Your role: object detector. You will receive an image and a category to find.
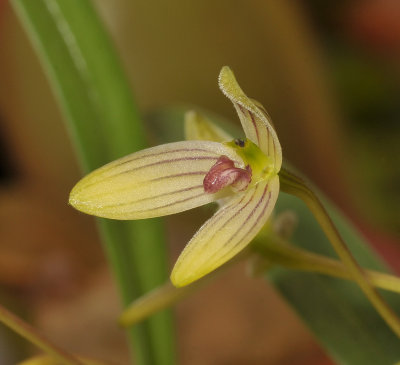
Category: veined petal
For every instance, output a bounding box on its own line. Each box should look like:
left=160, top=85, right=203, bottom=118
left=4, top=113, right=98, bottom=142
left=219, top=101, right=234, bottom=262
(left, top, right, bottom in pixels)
left=218, top=66, right=282, bottom=171
left=69, top=141, right=244, bottom=219
left=184, top=110, right=233, bottom=142
left=171, top=175, right=280, bottom=287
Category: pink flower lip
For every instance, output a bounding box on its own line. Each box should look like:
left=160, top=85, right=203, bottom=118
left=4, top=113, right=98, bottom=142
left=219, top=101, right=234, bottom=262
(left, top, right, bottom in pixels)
left=203, top=155, right=252, bottom=194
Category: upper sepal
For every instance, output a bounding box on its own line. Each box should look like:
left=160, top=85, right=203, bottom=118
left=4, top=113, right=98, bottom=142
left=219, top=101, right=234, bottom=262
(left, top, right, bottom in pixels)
left=184, top=110, right=233, bottom=142
left=218, top=66, right=282, bottom=171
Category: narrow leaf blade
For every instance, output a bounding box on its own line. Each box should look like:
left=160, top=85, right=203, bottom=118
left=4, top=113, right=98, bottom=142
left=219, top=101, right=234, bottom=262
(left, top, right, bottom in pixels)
left=11, top=1, right=175, bottom=364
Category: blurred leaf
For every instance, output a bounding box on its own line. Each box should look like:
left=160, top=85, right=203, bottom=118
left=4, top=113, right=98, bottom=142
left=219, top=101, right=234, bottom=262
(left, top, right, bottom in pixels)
left=146, top=106, right=400, bottom=365
left=11, top=1, right=174, bottom=364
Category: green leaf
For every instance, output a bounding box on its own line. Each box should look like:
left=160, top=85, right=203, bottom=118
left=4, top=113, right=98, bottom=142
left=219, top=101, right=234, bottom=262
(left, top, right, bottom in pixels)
left=146, top=106, right=400, bottom=365
left=11, top=1, right=175, bottom=364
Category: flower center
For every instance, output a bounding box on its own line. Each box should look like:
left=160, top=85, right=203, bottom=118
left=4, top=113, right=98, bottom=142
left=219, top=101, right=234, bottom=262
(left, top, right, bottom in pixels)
left=225, top=138, right=275, bottom=182
left=203, top=156, right=252, bottom=194
left=203, top=139, right=275, bottom=194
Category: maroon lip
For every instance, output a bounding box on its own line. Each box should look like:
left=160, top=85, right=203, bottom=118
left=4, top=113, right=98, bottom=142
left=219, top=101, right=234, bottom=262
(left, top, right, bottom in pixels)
left=203, top=156, right=252, bottom=194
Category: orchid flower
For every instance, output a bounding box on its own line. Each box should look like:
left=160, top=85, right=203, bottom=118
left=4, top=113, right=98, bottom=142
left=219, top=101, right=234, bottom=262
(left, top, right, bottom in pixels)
left=69, top=66, right=282, bottom=287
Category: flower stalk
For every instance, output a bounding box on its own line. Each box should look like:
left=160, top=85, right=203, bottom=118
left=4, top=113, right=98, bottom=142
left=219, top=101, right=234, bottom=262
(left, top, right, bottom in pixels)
left=120, top=232, right=400, bottom=328
left=252, top=233, right=400, bottom=294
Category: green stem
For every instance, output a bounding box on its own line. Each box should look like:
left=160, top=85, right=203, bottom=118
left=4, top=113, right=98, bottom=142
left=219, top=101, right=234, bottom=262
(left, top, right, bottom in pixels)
left=279, top=167, right=400, bottom=338
left=0, top=304, right=82, bottom=365
left=252, top=234, right=400, bottom=294
left=119, top=282, right=197, bottom=328
left=121, top=233, right=400, bottom=328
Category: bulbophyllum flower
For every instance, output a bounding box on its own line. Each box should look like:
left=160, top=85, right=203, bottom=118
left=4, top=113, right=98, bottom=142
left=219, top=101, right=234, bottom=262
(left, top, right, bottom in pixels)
left=69, top=66, right=282, bottom=287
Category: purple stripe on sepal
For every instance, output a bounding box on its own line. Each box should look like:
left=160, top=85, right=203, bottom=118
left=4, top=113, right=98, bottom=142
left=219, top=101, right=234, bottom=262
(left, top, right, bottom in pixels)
left=121, top=191, right=207, bottom=215
left=101, top=185, right=204, bottom=208
left=114, top=147, right=219, bottom=168
left=81, top=157, right=218, bottom=190
left=148, top=171, right=208, bottom=183
left=206, top=183, right=271, bottom=268
left=223, top=182, right=269, bottom=248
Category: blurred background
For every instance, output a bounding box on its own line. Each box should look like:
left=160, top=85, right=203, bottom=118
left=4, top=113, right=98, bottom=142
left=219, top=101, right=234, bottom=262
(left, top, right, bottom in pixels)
left=0, top=0, right=399, bottom=364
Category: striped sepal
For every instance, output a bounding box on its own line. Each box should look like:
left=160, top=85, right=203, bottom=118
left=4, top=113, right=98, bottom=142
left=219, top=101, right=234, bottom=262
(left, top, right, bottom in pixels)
left=69, top=141, right=243, bottom=219
left=171, top=175, right=280, bottom=286
left=218, top=66, right=282, bottom=171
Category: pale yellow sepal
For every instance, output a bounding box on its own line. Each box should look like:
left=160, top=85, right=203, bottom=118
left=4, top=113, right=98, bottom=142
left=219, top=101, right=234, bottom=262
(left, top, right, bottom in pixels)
left=171, top=176, right=280, bottom=287
left=218, top=66, right=282, bottom=171
left=69, top=141, right=244, bottom=220
left=184, top=110, right=233, bottom=142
